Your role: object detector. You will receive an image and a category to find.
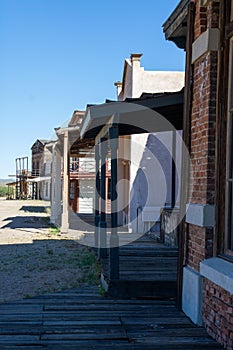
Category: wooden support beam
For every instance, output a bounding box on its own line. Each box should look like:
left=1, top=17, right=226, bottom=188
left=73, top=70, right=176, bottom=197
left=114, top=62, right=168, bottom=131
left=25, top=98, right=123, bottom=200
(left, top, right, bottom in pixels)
left=171, top=130, right=177, bottom=209
left=61, top=130, right=69, bottom=233
left=98, top=137, right=108, bottom=259
left=94, top=143, right=100, bottom=247
left=109, top=123, right=119, bottom=280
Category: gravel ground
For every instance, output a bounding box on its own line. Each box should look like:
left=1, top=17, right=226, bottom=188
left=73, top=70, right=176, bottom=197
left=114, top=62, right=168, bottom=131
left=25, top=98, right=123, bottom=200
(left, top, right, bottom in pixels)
left=0, top=198, right=100, bottom=303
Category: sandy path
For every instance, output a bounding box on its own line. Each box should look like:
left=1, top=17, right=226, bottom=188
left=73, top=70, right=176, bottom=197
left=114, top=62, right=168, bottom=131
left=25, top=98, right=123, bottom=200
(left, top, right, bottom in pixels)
left=0, top=199, right=100, bottom=303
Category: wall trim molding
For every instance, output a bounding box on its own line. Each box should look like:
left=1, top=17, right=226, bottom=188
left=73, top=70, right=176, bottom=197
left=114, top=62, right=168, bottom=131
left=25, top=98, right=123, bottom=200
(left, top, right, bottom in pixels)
left=192, top=28, right=219, bottom=64
left=200, top=257, right=233, bottom=294
left=185, top=203, right=215, bottom=227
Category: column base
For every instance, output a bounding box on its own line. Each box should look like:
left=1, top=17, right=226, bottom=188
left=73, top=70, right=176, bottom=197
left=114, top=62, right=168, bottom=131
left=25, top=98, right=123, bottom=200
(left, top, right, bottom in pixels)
left=61, top=212, right=69, bottom=234
left=182, top=266, right=204, bottom=325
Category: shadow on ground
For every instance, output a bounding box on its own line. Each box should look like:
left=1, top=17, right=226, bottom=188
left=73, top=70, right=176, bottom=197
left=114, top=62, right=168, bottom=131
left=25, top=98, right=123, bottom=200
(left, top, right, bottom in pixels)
left=2, top=215, right=49, bottom=229
left=20, top=205, right=49, bottom=213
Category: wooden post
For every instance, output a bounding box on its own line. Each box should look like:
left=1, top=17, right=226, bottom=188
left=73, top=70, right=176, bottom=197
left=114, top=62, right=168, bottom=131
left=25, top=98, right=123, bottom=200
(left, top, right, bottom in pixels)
left=109, top=123, right=119, bottom=280
left=50, top=143, right=57, bottom=224
left=56, top=149, right=62, bottom=223
left=61, top=130, right=69, bottom=233
left=98, top=137, right=107, bottom=258
left=94, top=143, right=100, bottom=247
left=171, top=130, right=176, bottom=209
left=50, top=144, right=62, bottom=225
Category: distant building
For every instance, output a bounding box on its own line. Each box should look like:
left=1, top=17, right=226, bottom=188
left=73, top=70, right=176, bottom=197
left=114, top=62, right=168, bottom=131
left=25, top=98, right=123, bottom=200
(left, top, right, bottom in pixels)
left=30, top=139, right=52, bottom=201
left=50, top=111, right=100, bottom=228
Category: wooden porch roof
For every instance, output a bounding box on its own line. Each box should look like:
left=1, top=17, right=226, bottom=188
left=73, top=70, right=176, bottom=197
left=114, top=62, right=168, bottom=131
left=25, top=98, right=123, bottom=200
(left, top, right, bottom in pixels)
left=80, top=89, right=184, bottom=140
left=162, top=0, right=189, bottom=49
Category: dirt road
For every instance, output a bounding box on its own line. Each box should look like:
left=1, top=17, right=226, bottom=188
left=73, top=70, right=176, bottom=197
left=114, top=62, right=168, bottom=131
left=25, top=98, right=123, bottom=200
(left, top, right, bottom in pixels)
left=0, top=199, right=100, bottom=303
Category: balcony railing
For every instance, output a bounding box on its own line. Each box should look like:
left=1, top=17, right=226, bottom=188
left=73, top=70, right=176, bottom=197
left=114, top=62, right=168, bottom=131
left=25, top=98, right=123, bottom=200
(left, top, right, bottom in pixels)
left=70, top=158, right=111, bottom=175
left=31, top=169, right=41, bottom=177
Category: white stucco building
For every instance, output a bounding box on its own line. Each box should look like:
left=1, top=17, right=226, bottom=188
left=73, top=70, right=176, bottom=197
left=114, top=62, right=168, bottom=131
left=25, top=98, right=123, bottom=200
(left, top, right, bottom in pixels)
left=114, top=54, right=184, bottom=234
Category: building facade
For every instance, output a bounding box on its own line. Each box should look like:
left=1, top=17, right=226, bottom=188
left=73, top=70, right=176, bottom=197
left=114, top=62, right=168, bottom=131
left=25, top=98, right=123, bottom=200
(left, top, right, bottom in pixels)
left=164, top=0, right=233, bottom=348
left=115, top=53, right=184, bottom=233
left=31, top=139, right=52, bottom=201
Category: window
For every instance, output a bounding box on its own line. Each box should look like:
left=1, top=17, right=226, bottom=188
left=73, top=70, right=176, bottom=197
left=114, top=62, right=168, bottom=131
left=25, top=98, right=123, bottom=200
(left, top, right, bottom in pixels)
left=70, top=181, right=75, bottom=200
left=107, top=178, right=111, bottom=200
left=225, top=38, right=233, bottom=255
left=70, top=157, right=79, bottom=173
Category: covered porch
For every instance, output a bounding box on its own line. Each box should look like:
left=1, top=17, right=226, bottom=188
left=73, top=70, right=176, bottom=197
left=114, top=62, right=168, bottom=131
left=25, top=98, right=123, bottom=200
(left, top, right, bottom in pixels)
left=73, top=90, right=185, bottom=299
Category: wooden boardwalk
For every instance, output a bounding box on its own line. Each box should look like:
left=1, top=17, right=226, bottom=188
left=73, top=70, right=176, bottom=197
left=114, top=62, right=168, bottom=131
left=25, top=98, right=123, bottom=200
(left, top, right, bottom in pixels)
left=100, top=237, right=179, bottom=299
left=69, top=212, right=178, bottom=298
left=0, top=286, right=223, bottom=349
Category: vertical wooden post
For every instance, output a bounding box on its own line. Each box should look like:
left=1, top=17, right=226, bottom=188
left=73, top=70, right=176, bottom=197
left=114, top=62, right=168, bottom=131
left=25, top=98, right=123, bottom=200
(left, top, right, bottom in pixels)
left=50, top=144, right=62, bottom=225
left=171, top=130, right=176, bottom=209
left=61, top=130, right=69, bottom=233
left=56, top=149, right=62, bottom=223
left=109, top=123, right=119, bottom=280
left=50, top=143, right=57, bottom=224
left=94, top=143, right=100, bottom=247
left=98, top=137, right=107, bottom=258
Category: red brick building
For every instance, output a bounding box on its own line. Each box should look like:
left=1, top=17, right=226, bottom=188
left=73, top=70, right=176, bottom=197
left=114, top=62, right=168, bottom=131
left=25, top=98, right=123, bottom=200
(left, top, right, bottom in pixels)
left=164, top=0, right=233, bottom=348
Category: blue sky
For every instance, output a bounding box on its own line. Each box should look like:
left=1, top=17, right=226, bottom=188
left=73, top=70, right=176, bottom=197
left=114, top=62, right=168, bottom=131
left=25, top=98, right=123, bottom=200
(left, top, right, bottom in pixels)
left=0, top=0, right=185, bottom=179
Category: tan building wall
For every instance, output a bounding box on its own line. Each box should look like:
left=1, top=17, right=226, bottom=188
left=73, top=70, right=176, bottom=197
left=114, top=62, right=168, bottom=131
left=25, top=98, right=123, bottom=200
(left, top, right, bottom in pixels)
left=115, top=54, right=184, bottom=232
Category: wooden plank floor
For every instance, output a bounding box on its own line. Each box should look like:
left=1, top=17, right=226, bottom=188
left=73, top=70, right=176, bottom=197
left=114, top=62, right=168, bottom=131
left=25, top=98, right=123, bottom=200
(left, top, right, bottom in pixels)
left=69, top=211, right=178, bottom=298
left=119, top=240, right=178, bottom=281
left=0, top=286, right=223, bottom=349
left=100, top=236, right=179, bottom=298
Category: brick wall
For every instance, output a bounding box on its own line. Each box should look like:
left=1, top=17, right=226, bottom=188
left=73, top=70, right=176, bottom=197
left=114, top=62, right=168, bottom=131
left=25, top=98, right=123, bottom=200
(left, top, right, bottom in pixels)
left=187, top=49, right=218, bottom=270
left=193, top=0, right=219, bottom=39
left=187, top=2, right=233, bottom=349
left=190, top=51, right=217, bottom=206
left=187, top=225, right=214, bottom=271
left=194, top=0, right=207, bottom=40
left=186, top=0, right=220, bottom=270
left=207, top=1, right=220, bottom=29
left=204, top=279, right=233, bottom=350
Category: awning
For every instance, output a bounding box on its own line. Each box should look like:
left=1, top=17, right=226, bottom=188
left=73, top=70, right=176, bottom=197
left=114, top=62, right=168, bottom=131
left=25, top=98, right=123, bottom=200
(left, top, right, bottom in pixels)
left=27, top=176, right=51, bottom=183
left=162, top=0, right=189, bottom=49
left=6, top=182, right=16, bottom=186
left=80, top=89, right=184, bottom=140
